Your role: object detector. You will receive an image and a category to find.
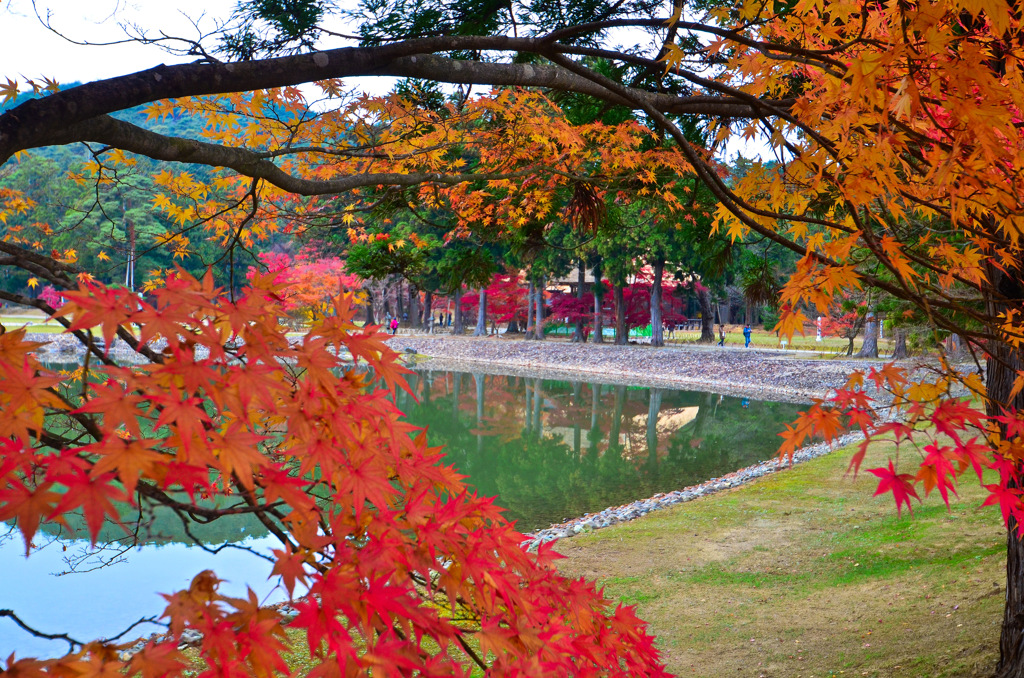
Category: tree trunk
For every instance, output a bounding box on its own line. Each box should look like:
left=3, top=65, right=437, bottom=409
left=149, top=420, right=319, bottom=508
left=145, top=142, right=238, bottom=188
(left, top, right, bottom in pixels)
left=698, top=287, right=715, bottom=343
left=614, top=283, right=627, bottom=345
left=454, top=287, right=465, bottom=334
left=573, top=261, right=586, bottom=343
left=593, top=283, right=604, bottom=344
left=506, top=319, right=521, bottom=333
left=474, top=288, right=487, bottom=336
left=990, top=339, right=1024, bottom=677
left=534, top=276, right=545, bottom=341
left=365, top=298, right=375, bottom=326
left=525, top=280, right=535, bottom=340
left=892, top=328, right=908, bottom=359
left=409, top=287, right=421, bottom=329
left=983, top=262, right=1024, bottom=678
left=650, top=259, right=665, bottom=347
left=423, top=291, right=433, bottom=331
left=856, top=312, right=879, bottom=358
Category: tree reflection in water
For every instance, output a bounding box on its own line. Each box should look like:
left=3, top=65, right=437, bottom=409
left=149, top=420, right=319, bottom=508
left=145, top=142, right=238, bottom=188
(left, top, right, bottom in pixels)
left=396, top=369, right=805, bottom=531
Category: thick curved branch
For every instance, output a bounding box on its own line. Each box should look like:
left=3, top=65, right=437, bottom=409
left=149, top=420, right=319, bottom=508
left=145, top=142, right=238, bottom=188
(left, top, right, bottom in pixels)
left=41, top=115, right=549, bottom=195
left=0, top=35, right=794, bottom=161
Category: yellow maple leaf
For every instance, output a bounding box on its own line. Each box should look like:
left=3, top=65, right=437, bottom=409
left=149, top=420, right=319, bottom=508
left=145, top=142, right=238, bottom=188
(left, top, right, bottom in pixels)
left=26, top=277, right=38, bottom=289
left=1, top=77, right=19, bottom=104
left=97, top=251, right=111, bottom=262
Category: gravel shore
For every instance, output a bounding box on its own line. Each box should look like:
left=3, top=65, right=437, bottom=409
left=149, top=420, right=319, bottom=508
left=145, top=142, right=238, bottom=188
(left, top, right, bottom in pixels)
left=387, top=334, right=873, bottom=402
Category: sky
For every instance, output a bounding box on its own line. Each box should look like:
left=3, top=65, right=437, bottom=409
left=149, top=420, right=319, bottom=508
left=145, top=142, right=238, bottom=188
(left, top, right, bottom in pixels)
left=1, top=0, right=237, bottom=84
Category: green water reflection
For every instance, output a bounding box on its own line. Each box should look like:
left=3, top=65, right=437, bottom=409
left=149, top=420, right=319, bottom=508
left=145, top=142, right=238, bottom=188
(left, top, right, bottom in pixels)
left=395, top=369, right=806, bottom=532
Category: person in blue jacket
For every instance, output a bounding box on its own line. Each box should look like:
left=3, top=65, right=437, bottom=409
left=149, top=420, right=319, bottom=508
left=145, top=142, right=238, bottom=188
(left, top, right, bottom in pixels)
left=743, top=324, right=752, bottom=348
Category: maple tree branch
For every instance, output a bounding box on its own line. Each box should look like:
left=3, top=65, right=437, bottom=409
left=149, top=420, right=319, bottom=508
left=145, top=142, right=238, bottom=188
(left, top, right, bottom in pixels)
left=0, top=609, right=83, bottom=652
left=133, top=481, right=287, bottom=521
left=44, top=115, right=550, bottom=197
left=100, top=615, right=167, bottom=643
left=0, top=35, right=797, bottom=161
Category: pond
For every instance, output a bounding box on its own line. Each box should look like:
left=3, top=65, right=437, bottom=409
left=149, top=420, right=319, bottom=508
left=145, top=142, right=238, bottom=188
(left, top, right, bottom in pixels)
left=1, top=365, right=805, bottom=657
left=395, top=368, right=805, bottom=532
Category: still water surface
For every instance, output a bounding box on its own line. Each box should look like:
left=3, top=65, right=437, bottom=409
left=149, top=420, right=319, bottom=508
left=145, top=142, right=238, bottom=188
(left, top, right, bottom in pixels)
left=397, top=368, right=804, bottom=531
left=1, top=367, right=805, bottom=656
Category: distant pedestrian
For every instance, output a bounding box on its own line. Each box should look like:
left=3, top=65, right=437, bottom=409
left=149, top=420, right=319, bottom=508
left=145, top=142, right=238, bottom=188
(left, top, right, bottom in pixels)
left=743, top=324, right=752, bottom=348
left=718, top=324, right=725, bottom=346
left=390, top=317, right=399, bottom=335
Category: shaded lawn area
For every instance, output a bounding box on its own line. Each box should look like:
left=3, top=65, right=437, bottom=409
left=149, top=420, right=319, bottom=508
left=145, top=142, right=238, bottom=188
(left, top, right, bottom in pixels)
left=555, top=438, right=1005, bottom=677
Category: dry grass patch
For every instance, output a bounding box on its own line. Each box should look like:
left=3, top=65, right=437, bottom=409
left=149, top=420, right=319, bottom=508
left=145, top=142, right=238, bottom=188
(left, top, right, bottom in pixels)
left=556, top=439, right=1006, bottom=677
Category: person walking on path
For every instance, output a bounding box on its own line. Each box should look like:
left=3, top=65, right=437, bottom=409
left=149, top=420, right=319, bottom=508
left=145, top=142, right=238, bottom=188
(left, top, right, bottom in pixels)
left=743, top=324, right=752, bottom=348
left=390, top=317, right=399, bottom=336
left=718, top=324, right=725, bottom=346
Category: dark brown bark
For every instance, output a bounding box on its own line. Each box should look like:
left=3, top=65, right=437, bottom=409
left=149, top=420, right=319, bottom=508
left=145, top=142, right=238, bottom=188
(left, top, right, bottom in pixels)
left=991, top=339, right=1024, bottom=678
left=614, top=283, right=627, bottom=345
left=573, top=261, right=586, bottom=343
left=698, top=287, right=715, bottom=343
left=453, top=287, right=465, bottom=334
left=989, top=265, right=1024, bottom=678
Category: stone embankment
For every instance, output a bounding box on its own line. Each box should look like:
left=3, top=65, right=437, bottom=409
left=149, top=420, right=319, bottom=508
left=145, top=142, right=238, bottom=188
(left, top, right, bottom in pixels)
left=521, top=431, right=865, bottom=549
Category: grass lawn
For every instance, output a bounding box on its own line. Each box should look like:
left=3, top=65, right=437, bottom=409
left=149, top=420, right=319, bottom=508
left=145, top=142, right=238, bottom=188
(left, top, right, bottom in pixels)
left=555, top=438, right=1006, bottom=677
left=666, top=328, right=877, bottom=355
